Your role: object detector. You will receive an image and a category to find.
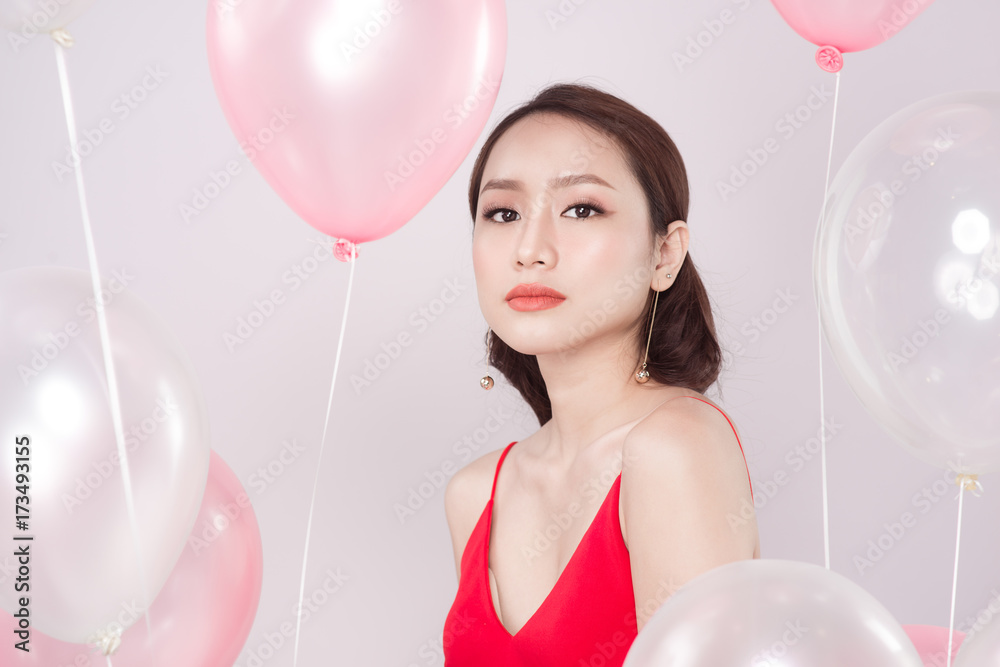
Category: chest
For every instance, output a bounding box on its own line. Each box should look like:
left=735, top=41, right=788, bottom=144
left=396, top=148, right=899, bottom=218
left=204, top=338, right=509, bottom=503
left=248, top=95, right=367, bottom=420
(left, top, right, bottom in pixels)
left=486, top=469, right=628, bottom=636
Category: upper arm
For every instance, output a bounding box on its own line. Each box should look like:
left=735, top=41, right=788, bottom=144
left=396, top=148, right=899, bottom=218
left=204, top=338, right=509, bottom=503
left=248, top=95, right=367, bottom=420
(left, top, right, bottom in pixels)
left=621, top=398, right=757, bottom=632
left=444, top=462, right=487, bottom=584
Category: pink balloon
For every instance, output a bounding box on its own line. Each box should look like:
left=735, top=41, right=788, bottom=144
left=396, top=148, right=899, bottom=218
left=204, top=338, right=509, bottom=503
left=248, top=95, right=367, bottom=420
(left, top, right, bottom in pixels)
left=902, top=625, right=965, bottom=667
left=206, top=0, right=507, bottom=244
left=1, top=450, right=263, bottom=666
left=770, top=0, right=935, bottom=70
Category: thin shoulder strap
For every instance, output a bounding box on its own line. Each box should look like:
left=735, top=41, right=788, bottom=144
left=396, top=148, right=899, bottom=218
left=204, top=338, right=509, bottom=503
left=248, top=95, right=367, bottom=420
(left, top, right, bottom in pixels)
left=491, top=441, right=517, bottom=501
left=678, top=396, right=754, bottom=502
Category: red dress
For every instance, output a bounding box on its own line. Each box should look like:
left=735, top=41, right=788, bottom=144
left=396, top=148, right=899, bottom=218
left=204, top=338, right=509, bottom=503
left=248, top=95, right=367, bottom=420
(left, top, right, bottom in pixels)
left=442, top=396, right=753, bottom=666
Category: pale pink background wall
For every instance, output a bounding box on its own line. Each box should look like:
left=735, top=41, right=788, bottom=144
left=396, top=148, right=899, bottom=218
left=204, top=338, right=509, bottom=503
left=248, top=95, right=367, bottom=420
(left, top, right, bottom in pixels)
left=2, top=0, right=998, bottom=664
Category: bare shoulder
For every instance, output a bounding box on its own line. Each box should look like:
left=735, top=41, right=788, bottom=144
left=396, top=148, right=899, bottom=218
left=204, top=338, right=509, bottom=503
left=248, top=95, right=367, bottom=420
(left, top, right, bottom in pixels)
left=619, top=392, right=757, bottom=629
left=626, top=391, right=743, bottom=456
left=621, top=390, right=752, bottom=516
left=443, top=445, right=508, bottom=581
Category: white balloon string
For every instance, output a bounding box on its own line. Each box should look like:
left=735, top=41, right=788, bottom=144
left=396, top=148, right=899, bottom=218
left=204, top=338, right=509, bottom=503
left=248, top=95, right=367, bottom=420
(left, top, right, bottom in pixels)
left=292, top=246, right=358, bottom=667
left=53, top=40, right=153, bottom=638
left=813, top=70, right=841, bottom=571
left=946, top=480, right=966, bottom=667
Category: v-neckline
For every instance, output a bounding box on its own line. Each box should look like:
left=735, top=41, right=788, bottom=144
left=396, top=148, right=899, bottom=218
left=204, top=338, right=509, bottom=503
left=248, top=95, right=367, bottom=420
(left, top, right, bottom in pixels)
left=483, top=449, right=623, bottom=638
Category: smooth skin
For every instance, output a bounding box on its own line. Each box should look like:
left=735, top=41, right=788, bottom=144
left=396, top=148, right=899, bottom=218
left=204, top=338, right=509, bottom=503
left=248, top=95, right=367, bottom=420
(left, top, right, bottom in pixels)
left=445, top=112, right=759, bottom=637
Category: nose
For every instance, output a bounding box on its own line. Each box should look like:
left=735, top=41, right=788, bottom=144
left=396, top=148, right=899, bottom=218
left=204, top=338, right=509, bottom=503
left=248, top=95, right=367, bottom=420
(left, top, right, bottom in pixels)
left=514, top=197, right=556, bottom=268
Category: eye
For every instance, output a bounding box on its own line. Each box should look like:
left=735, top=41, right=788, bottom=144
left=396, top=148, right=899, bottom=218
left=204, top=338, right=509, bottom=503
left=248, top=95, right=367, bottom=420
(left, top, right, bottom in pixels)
left=480, top=199, right=607, bottom=223
left=481, top=206, right=520, bottom=223
left=563, top=200, right=606, bottom=219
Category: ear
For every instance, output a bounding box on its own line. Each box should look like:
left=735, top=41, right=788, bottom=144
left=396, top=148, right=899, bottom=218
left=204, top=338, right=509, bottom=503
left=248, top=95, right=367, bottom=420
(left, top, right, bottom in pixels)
left=651, top=220, right=689, bottom=290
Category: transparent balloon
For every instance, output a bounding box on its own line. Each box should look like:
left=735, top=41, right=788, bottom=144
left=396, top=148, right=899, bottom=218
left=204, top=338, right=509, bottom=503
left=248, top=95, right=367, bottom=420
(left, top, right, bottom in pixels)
left=0, top=0, right=98, bottom=32
left=814, top=90, right=1000, bottom=475
left=0, top=266, right=211, bottom=644
left=623, top=559, right=922, bottom=667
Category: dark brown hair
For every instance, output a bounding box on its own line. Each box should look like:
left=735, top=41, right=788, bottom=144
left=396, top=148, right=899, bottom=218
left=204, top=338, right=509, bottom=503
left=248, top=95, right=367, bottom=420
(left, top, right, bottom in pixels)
left=468, top=82, right=722, bottom=426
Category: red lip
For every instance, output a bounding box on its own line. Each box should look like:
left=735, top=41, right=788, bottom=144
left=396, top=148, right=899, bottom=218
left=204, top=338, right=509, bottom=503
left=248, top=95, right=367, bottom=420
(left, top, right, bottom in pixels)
left=505, top=283, right=566, bottom=301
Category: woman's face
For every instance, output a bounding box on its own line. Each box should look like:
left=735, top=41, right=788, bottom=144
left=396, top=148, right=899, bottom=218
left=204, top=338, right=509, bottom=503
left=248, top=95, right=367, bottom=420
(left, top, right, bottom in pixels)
left=472, top=112, right=670, bottom=358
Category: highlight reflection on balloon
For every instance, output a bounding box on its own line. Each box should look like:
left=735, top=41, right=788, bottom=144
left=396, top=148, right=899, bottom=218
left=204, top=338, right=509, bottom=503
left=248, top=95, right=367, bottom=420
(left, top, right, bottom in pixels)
left=814, top=91, right=1000, bottom=475
left=206, top=0, right=508, bottom=243
left=0, top=266, right=211, bottom=644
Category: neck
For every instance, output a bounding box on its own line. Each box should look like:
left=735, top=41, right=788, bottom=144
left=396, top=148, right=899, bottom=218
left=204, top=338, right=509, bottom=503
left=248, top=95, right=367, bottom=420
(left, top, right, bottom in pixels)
left=532, top=334, right=677, bottom=468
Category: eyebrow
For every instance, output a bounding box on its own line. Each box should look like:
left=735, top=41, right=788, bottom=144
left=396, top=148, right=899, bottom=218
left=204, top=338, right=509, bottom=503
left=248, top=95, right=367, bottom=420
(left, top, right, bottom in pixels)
left=480, top=173, right=616, bottom=195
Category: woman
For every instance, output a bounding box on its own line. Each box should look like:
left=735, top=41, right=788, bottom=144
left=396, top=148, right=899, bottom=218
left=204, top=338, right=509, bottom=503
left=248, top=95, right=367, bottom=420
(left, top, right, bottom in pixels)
left=442, top=82, right=759, bottom=666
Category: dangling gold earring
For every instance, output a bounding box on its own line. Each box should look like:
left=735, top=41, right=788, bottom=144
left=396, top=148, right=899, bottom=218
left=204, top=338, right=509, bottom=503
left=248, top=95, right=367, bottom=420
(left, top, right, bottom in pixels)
left=481, top=328, right=495, bottom=390
left=635, top=273, right=671, bottom=384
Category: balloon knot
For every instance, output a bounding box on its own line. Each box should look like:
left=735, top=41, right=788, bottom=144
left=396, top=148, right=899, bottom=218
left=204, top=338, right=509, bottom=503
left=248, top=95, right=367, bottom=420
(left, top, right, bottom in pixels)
left=87, top=625, right=123, bottom=656
left=815, top=45, right=842, bottom=73
left=50, top=28, right=74, bottom=48
left=954, top=473, right=983, bottom=498
left=333, top=239, right=359, bottom=262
